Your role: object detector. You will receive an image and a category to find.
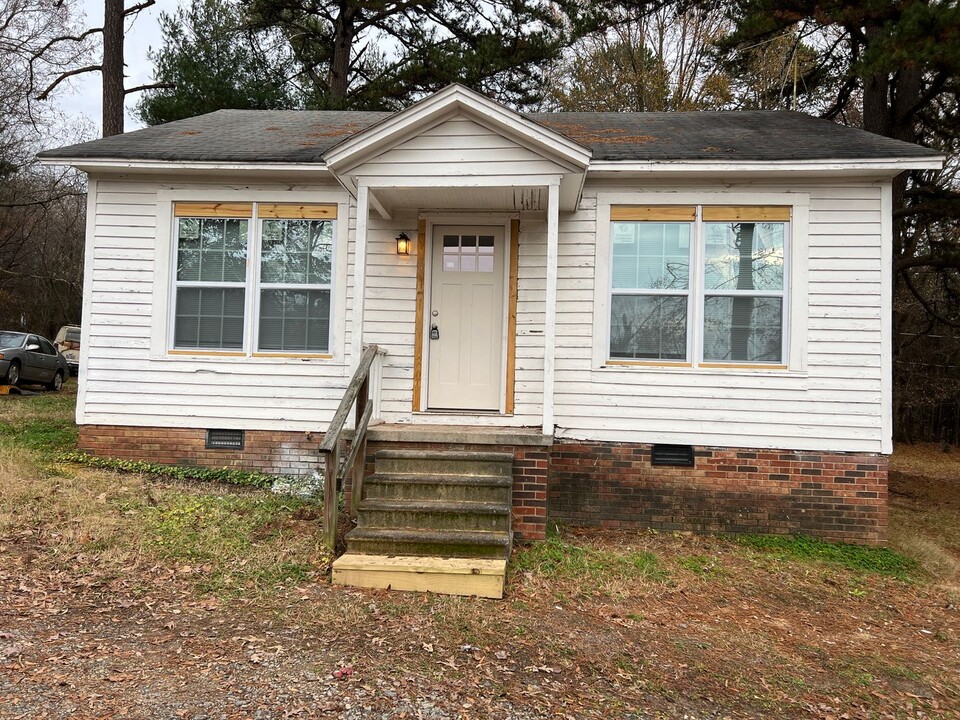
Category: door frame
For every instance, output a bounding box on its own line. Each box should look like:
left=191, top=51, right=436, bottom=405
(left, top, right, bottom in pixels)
left=414, top=213, right=518, bottom=415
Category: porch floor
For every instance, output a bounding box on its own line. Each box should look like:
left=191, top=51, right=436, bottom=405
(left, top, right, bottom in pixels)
left=364, top=423, right=552, bottom=447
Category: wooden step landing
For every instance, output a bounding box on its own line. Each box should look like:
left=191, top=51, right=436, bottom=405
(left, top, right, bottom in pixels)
left=332, top=553, right=506, bottom=599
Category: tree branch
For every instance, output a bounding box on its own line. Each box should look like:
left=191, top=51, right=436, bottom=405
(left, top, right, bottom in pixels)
left=124, top=81, right=175, bottom=95
left=894, top=252, right=960, bottom=274
left=29, top=27, right=103, bottom=61
left=123, top=0, right=156, bottom=17
left=0, top=191, right=87, bottom=209
left=900, top=268, right=960, bottom=329
left=36, top=65, right=102, bottom=100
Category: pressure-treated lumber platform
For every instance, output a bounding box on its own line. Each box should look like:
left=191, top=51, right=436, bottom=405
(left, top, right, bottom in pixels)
left=332, top=554, right=506, bottom=598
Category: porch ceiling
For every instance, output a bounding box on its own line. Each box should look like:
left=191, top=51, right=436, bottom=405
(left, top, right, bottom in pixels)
left=371, top=185, right=551, bottom=212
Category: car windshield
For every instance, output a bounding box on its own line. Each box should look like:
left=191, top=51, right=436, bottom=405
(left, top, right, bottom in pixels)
left=65, top=330, right=81, bottom=343
left=0, top=332, right=26, bottom=349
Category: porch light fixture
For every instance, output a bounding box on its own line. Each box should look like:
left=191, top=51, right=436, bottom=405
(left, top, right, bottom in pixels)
left=395, top=231, right=411, bottom=256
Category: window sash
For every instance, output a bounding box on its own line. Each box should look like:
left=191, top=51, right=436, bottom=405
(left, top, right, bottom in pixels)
left=609, top=208, right=789, bottom=367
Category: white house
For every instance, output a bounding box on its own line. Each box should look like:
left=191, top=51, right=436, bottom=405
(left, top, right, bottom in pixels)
left=40, top=85, right=942, bottom=595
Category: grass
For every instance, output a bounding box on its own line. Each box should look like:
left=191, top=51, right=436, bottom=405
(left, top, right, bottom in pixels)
left=732, top=533, right=918, bottom=579
left=60, top=451, right=285, bottom=490
left=889, top=442, right=960, bottom=590
left=142, top=492, right=321, bottom=594
left=676, top=553, right=725, bottom=578
left=0, top=386, right=326, bottom=596
left=0, top=387, right=77, bottom=453
left=2, top=391, right=959, bottom=717
left=512, top=529, right=666, bottom=589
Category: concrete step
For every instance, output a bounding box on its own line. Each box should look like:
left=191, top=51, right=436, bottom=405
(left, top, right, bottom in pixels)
left=357, top=498, right=511, bottom=533
left=345, top=527, right=511, bottom=560
left=363, top=472, right=513, bottom=503
left=332, top=553, right=506, bottom=599
left=374, top=449, right=514, bottom=478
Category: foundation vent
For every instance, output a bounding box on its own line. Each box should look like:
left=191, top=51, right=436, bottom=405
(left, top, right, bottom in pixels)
left=206, top=429, right=244, bottom=450
left=651, top=444, right=695, bottom=467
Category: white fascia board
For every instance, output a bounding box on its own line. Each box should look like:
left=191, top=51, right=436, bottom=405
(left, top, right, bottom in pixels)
left=323, top=84, right=592, bottom=171
left=37, top=157, right=330, bottom=174
left=588, top=156, right=945, bottom=174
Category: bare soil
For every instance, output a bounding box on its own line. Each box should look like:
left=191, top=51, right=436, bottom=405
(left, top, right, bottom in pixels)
left=1, top=392, right=958, bottom=719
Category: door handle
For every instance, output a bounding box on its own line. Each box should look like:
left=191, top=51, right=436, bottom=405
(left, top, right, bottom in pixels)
left=430, top=324, right=439, bottom=340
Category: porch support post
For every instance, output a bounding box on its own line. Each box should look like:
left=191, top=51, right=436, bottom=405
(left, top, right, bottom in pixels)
left=543, top=180, right=560, bottom=436
left=352, top=183, right=370, bottom=366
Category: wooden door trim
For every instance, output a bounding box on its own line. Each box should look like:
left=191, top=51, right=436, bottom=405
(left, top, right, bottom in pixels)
left=412, top=218, right=427, bottom=412
left=505, top=219, right=519, bottom=414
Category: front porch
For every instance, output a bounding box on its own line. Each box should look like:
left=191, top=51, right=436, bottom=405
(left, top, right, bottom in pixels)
left=325, top=361, right=553, bottom=599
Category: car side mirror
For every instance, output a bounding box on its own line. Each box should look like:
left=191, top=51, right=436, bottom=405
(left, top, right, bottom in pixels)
left=25, top=344, right=40, bottom=352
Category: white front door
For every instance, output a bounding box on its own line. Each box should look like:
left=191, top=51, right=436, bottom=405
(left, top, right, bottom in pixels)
left=427, top=225, right=506, bottom=411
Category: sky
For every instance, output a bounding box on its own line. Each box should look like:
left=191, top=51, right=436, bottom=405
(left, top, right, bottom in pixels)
left=57, top=0, right=182, bottom=134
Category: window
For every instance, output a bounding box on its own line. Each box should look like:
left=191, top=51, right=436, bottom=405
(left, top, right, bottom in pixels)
left=171, top=202, right=336, bottom=355
left=442, top=233, right=496, bottom=273
left=610, top=206, right=694, bottom=361
left=609, top=205, right=789, bottom=367
left=37, top=338, right=57, bottom=355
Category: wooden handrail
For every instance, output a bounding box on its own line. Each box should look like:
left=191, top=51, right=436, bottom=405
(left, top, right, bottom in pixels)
left=320, top=344, right=383, bottom=552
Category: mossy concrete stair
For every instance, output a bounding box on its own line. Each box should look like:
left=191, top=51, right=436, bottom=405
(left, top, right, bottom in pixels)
left=332, top=449, right=513, bottom=598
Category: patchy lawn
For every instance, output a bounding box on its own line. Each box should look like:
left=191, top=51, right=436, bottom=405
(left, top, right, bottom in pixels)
left=1, top=389, right=958, bottom=719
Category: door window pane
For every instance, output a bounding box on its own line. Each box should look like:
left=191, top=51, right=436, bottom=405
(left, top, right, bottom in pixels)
left=440, top=233, right=495, bottom=273
left=704, top=222, right=784, bottom=291
left=703, top=296, right=783, bottom=363
left=610, top=295, right=687, bottom=360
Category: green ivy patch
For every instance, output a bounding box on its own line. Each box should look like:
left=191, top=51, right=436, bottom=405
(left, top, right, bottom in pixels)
left=58, top=451, right=282, bottom=490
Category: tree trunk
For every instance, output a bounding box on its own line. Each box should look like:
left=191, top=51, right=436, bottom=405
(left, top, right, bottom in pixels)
left=327, top=4, right=355, bottom=106
left=102, top=0, right=125, bottom=137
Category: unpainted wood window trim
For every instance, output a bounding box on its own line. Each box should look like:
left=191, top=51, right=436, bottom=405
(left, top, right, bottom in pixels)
left=607, top=204, right=791, bottom=369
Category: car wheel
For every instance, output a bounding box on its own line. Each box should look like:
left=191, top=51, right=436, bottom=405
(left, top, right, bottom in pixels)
left=5, top=361, right=20, bottom=386
left=48, top=370, right=64, bottom=392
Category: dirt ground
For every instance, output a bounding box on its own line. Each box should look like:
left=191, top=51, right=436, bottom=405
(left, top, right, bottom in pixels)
left=1, top=389, right=959, bottom=719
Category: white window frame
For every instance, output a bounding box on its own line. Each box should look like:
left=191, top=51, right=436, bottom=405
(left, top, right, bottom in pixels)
left=593, top=191, right=809, bottom=373
left=152, top=187, right=349, bottom=362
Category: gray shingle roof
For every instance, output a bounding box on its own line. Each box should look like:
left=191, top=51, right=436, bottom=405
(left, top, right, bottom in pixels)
left=38, top=108, right=939, bottom=164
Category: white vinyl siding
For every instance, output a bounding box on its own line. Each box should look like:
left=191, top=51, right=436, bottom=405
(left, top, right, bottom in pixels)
left=79, top=171, right=890, bottom=455
left=555, top=181, right=888, bottom=453
left=352, top=113, right=575, bottom=180
left=79, top=179, right=352, bottom=432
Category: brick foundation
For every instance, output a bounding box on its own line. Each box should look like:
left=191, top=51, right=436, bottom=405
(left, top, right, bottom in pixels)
left=78, top=425, right=888, bottom=545
left=78, top=425, right=323, bottom=477
left=549, top=442, right=888, bottom=545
